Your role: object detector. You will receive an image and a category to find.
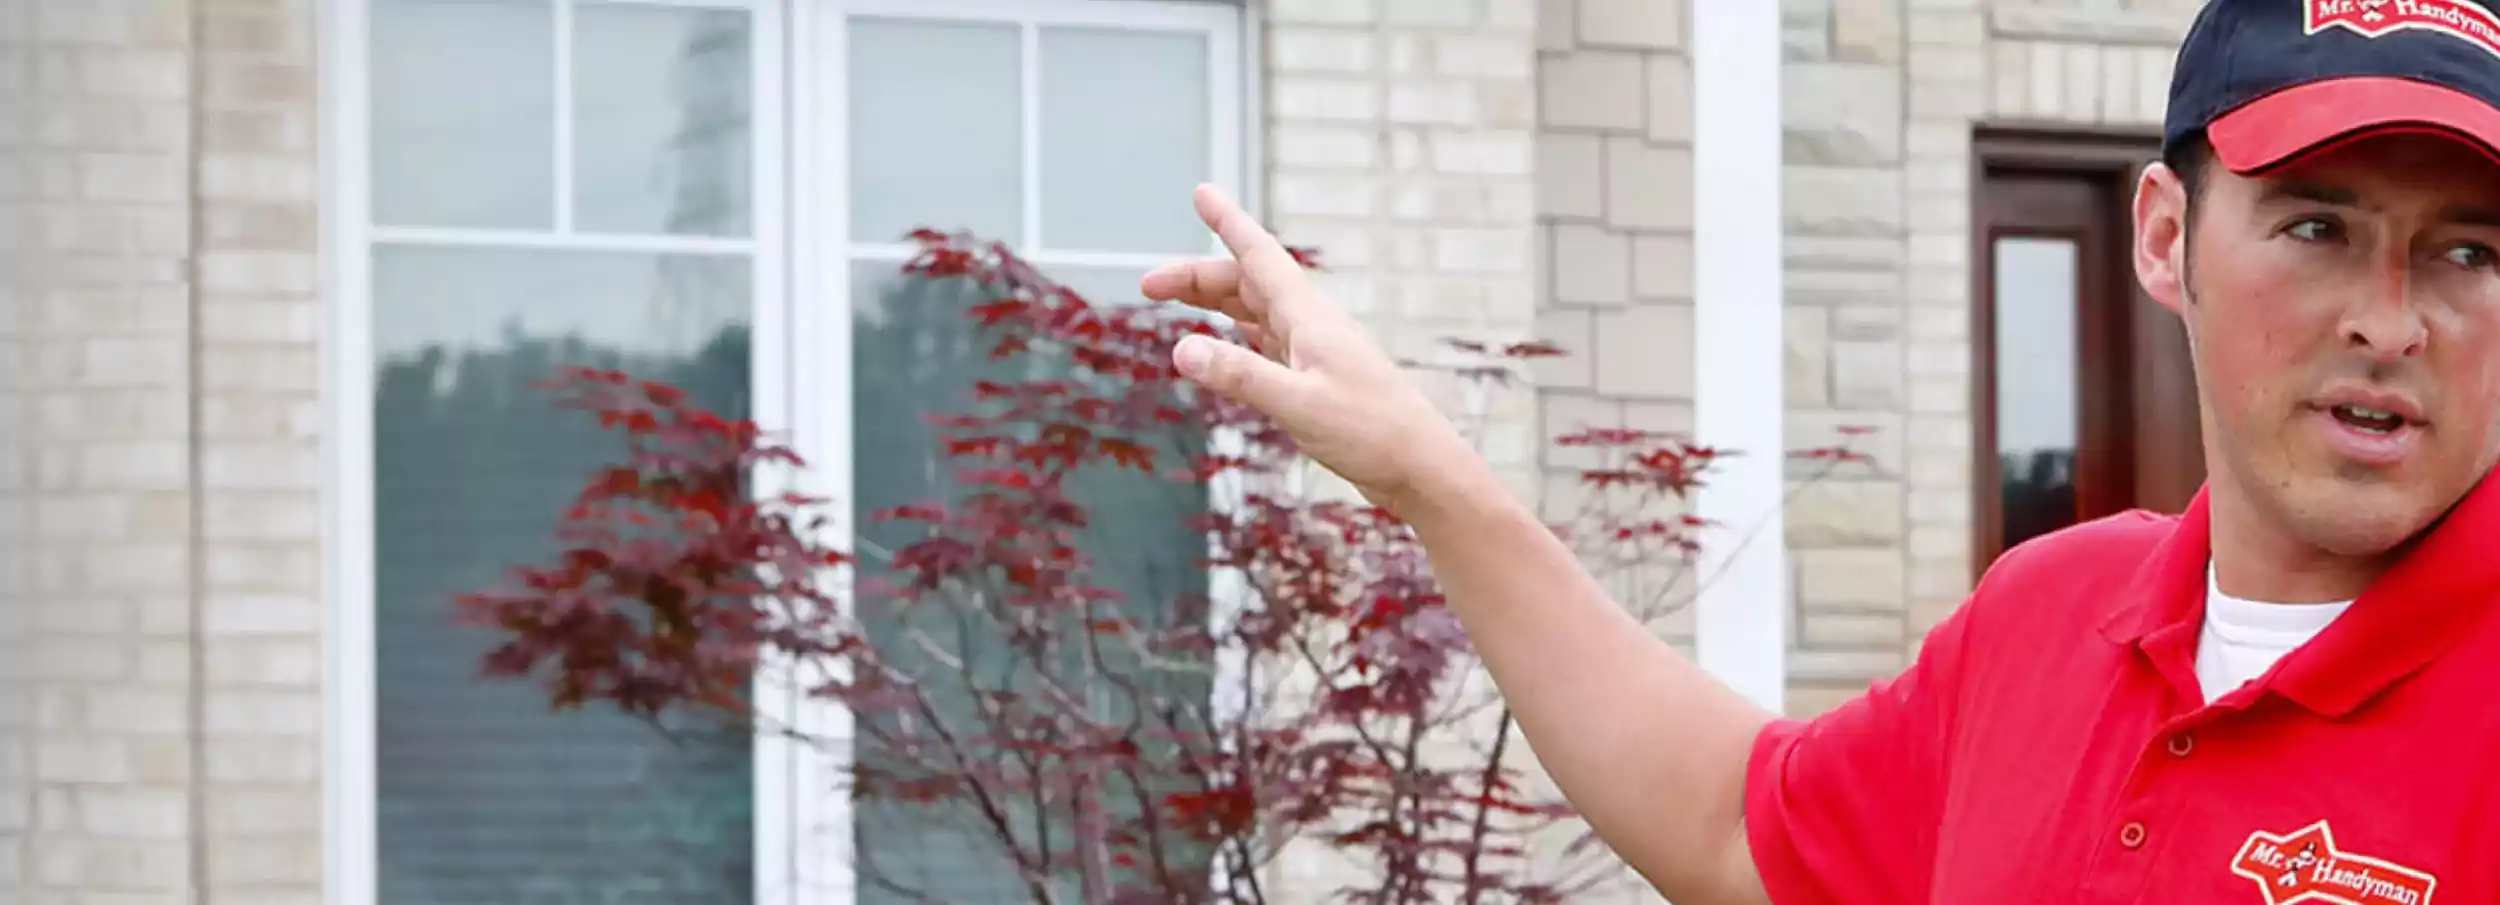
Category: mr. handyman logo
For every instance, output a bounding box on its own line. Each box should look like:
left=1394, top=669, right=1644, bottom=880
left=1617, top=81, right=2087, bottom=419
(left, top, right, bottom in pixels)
left=2229, top=820, right=2437, bottom=905
left=2308, top=0, right=2500, bottom=58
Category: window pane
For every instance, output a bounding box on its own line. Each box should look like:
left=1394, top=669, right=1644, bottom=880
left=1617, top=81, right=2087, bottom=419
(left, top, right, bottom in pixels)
left=372, top=0, right=556, bottom=229
left=848, top=258, right=1212, bottom=903
left=372, top=244, right=754, bottom=905
left=847, top=17, right=1024, bottom=246
left=1992, top=236, right=2080, bottom=551
left=573, top=3, right=754, bottom=237
left=1039, top=27, right=1211, bottom=254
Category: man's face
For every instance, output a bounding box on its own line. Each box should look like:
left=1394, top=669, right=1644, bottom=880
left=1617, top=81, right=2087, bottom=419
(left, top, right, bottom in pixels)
left=2135, top=132, right=2500, bottom=559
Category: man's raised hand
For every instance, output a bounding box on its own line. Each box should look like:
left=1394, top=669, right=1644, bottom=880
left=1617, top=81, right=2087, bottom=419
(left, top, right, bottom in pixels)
left=1140, top=184, right=1475, bottom=515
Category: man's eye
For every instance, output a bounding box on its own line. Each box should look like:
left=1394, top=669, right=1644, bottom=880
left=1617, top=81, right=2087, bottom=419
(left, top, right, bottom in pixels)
left=2284, top=218, right=2341, bottom=241
left=2442, top=243, right=2497, bottom=270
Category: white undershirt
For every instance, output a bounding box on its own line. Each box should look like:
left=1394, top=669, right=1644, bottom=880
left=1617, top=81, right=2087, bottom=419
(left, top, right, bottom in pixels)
left=2195, top=563, right=2352, bottom=704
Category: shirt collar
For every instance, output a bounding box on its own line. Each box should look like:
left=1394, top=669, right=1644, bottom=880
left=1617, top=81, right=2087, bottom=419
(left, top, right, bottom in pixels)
left=2097, top=472, right=2500, bottom=717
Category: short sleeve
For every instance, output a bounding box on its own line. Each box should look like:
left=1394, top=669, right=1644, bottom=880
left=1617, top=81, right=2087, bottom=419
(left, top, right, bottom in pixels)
left=1741, top=596, right=1980, bottom=905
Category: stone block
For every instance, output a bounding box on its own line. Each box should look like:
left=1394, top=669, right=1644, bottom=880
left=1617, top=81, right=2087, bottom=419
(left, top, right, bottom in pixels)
left=1797, top=547, right=1906, bottom=610
left=1537, top=0, right=1576, bottom=51
left=1787, top=479, right=1903, bottom=546
left=1433, top=33, right=1533, bottom=80
left=1271, top=26, right=1377, bottom=73
left=1630, top=233, right=1693, bottom=301
left=1991, top=38, right=2030, bottom=119
left=1791, top=647, right=1905, bottom=682
left=1272, top=75, right=1380, bottom=121
left=1785, top=306, right=1830, bottom=407
left=1784, top=165, right=1902, bottom=236
left=1580, top=0, right=1683, bottom=49
left=1792, top=408, right=1905, bottom=477
left=1784, top=62, right=1903, bottom=165
left=1832, top=304, right=1899, bottom=341
left=1784, top=0, right=1832, bottom=58
left=1539, top=50, right=1645, bottom=131
left=2060, top=41, right=2100, bottom=123
left=1552, top=222, right=1630, bottom=304
left=1831, top=339, right=1902, bottom=409
left=1602, top=138, right=1692, bottom=230
left=1537, top=132, right=1604, bottom=217
left=1540, top=392, right=1627, bottom=470
left=1804, top=610, right=1907, bottom=649
left=1389, top=80, right=1480, bottom=125
left=1592, top=303, right=1694, bottom=399
left=1533, top=305, right=1595, bottom=390
left=1832, top=0, right=1902, bottom=64
left=1646, top=53, right=1692, bottom=143
left=1272, top=0, right=1377, bottom=24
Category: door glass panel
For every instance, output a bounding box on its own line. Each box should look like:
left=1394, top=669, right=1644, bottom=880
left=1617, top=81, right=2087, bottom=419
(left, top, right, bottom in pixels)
left=846, top=18, right=1024, bottom=245
left=1992, top=236, right=2080, bottom=552
left=1037, top=26, right=1210, bottom=253
left=370, top=0, right=555, bottom=229
left=371, top=244, right=755, bottom=904
left=572, top=2, right=755, bottom=237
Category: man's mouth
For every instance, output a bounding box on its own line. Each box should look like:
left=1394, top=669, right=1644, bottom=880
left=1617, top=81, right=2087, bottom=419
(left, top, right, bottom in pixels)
left=2328, top=403, right=2406, bottom=434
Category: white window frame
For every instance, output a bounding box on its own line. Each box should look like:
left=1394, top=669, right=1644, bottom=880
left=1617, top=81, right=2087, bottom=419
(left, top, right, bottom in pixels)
left=321, top=1, right=1253, bottom=903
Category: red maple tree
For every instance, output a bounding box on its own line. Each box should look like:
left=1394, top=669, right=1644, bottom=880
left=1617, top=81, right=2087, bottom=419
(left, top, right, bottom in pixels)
left=453, top=228, right=1871, bottom=903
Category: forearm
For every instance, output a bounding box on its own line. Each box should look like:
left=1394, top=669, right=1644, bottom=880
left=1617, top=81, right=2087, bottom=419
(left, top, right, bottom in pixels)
left=1395, top=456, right=1773, bottom=902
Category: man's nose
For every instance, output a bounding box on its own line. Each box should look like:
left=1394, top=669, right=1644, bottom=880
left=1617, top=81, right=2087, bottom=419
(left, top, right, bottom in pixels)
left=2340, top=267, right=2430, bottom=360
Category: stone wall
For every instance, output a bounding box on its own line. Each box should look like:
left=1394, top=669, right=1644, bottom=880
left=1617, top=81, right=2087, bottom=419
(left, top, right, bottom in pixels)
left=1255, top=0, right=1546, bottom=896
left=1531, top=0, right=1697, bottom=645
left=1780, top=0, right=2201, bottom=716
left=0, top=0, right=326, bottom=900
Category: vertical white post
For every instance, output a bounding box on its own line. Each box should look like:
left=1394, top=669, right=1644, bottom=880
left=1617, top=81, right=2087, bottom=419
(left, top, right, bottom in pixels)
left=1690, top=2, right=1789, bottom=715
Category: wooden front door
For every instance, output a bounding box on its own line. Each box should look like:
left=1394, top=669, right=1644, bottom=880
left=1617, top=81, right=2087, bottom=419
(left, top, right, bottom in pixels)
left=1972, top=131, right=2205, bottom=573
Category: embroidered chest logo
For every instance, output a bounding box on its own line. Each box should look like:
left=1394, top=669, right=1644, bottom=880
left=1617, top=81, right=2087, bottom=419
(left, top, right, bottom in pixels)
left=2231, top=821, right=2438, bottom=905
left=2307, top=0, right=2500, bottom=59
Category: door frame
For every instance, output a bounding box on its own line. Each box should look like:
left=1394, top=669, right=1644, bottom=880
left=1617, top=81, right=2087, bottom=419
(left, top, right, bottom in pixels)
left=1965, top=127, right=2165, bottom=577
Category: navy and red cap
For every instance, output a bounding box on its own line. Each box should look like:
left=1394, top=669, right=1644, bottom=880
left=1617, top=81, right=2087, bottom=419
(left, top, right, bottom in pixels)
left=2167, top=0, right=2500, bottom=173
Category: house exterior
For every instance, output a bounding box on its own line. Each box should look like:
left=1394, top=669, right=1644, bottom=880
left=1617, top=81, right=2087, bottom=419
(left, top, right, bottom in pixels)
left=0, top=0, right=2215, bottom=901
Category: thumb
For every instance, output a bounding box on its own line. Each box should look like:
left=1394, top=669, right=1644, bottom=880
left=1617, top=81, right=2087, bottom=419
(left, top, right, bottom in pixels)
left=1174, top=333, right=1304, bottom=413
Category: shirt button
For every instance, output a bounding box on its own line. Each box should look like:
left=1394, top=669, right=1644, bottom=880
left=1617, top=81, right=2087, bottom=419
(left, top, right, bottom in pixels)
left=2167, top=734, right=2194, bottom=757
left=2120, top=821, right=2148, bottom=849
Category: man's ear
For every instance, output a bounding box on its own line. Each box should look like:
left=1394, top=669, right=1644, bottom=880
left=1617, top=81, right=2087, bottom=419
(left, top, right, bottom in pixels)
left=2134, top=162, right=2191, bottom=314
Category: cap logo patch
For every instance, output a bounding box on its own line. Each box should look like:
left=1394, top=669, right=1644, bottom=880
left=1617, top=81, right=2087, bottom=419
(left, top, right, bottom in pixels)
left=2230, top=820, right=2438, bottom=905
left=2307, top=0, right=2500, bottom=59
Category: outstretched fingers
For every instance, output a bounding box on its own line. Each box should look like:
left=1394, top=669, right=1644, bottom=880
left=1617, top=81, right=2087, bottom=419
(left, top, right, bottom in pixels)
left=1192, top=183, right=1320, bottom=329
left=1140, top=257, right=1248, bottom=320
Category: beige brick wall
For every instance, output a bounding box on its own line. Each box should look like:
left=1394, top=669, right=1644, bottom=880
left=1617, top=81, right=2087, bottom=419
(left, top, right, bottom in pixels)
left=0, top=0, right=324, bottom=900
left=1531, top=0, right=1696, bottom=641
left=1253, top=0, right=1545, bottom=898
left=1782, top=0, right=2201, bottom=717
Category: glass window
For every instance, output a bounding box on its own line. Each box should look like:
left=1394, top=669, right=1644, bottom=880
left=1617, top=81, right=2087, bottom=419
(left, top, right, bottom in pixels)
left=837, top=7, right=1228, bottom=902
left=365, top=1, right=763, bottom=901
left=1990, top=236, right=2080, bottom=553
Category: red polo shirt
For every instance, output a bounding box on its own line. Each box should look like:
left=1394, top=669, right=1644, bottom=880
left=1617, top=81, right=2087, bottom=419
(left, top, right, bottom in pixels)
left=1744, top=476, right=2500, bottom=904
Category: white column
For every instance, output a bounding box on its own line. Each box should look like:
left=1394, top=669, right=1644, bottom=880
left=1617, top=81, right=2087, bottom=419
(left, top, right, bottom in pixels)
left=1690, top=2, right=1789, bottom=714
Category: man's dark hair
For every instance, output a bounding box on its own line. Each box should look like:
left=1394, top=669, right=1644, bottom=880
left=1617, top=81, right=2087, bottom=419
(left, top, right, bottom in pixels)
left=2161, top=132, right=2214, bottom=290
left=2165, top=131, right=2213, bottom=218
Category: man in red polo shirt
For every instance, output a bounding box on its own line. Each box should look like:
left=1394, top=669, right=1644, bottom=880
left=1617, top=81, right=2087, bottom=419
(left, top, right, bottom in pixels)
left=1145, top=0, right=2500, bottom=900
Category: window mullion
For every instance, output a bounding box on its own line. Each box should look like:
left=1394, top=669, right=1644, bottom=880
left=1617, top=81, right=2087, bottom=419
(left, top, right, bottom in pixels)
left=555, top=0, right=577, bottom=234
left=1020, top=19, right=1042, bottom=253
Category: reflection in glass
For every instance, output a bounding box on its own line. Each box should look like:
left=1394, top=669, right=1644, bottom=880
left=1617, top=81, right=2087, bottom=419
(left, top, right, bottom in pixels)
left=847, top=18, right=1024, bottom=245
left=371, top=0, right=555, bottom=229
left=1039, top=26, right=1210, bottom=253
left=847, top=257, right=1214, bottom=902
left=573, top=4, right=754, bottom=236
left=371, top=245, right=755, bottom=904
left=1992, top=236, right=2081, bottom=551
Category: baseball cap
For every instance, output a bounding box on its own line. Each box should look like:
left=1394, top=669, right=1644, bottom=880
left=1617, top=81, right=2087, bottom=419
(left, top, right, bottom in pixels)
left=2166, top=0, right=2500, bottom=173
